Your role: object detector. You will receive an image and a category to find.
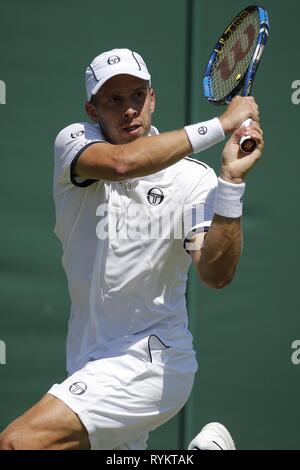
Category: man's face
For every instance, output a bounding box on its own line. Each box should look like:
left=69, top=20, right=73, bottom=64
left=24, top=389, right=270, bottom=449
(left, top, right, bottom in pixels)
left=86, top=74, right=155, bottom=145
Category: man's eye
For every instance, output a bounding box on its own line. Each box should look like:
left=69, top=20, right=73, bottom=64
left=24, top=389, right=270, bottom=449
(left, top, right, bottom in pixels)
left=108, top=96, right=120, bottom=104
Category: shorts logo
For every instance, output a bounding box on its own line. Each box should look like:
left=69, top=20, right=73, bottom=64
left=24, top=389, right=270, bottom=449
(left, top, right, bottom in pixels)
left=107, top=55, right=121, bottom=65
left=71, top=130, right=84, bottom=138
left=198, top=126, right=208, bottom=135
left=69, top=382, right=87, bottom=395
left=147, top=187, right=164, bottom=206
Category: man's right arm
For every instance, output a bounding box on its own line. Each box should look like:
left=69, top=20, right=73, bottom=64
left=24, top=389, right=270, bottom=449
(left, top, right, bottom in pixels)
left=75, top=129, right=193, bottom=181
left=74, top=96, right=259, bottom=182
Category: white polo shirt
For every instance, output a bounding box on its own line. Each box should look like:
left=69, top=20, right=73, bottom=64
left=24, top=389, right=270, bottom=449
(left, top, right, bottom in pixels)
left=54, top=122, right=218, bottom=374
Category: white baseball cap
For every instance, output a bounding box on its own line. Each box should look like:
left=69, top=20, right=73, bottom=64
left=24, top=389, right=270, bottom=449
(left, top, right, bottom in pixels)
left=85, top=48, right=151, bottom=101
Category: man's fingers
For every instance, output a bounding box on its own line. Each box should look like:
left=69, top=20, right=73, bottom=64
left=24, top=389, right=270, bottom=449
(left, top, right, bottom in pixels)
left=239, top=129, right=264, bottom=159
left=234, top=122, right=263, bottom=140
left=243, top=120, right=263, bottom=135
left=242, top=129, right=264, bottom=148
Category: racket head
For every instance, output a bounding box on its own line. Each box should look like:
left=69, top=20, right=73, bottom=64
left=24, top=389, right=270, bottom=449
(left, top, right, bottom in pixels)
left=203, top=5, right=269, bottom=105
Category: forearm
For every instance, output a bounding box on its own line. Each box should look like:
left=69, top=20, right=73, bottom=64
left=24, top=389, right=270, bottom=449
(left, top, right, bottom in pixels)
left=77, top=129, right=192, bottom=181
left=113, top=130, right=192, bottom=179
left=191, top=120, right=263, bottom=289
left=76, top=118, right=224, bottom=181
left=198, top=215, right=242, bottom=289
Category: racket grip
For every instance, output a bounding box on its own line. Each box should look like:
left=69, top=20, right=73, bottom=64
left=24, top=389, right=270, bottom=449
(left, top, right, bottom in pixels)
left=239, top=119, right=256, bottom=154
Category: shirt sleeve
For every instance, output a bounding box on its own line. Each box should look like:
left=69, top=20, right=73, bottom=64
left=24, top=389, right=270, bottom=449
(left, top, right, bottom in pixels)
left=54, top=122, right=106, bottom=187
left=183, top=163, right=218, bottom=253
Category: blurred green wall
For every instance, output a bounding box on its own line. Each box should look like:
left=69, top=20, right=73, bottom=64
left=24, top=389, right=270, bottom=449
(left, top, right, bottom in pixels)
left=0, top=0, right=299, bottom=450
left=185, top=0, right=300, bottom=450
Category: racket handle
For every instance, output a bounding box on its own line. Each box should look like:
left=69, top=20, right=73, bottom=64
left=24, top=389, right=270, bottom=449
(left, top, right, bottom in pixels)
left=239, top=119, right=257, bottom=154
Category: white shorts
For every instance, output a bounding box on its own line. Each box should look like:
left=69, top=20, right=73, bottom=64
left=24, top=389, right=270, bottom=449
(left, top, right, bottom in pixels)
left=48, top=335, right=197, bottom=450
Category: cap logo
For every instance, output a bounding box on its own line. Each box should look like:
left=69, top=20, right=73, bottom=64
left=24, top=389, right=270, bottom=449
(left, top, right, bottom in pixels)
left=107, top=55, right=121, bottom=65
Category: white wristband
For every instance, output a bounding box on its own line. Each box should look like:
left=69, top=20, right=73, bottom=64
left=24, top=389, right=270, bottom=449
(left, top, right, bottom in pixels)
left=213, top=177, right=245, bottom=218
left=184, top=118, right=225, bottom=153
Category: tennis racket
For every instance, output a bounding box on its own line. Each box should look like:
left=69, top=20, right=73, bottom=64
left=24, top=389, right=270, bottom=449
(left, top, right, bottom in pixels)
left=203, top=5, right=269, bottom=153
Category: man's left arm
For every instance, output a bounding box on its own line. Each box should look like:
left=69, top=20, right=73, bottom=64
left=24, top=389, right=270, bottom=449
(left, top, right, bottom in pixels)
left=191, top=121, right=264, bottom=289
left=191, top=215, right=242, bottom=288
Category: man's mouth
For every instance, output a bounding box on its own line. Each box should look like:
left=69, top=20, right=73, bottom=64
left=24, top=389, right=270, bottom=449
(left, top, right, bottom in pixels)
left=122, top=124, right=141, bottom=134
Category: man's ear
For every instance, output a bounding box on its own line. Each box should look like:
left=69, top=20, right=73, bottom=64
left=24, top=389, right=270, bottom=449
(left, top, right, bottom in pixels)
left=85, top=101, right=99, bottom=123
left=150, top=88, right=156, bottom=114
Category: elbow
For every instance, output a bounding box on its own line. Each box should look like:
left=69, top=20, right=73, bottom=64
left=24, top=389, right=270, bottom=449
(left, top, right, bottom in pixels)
left=198, top=271, right=234, bottom=289
left=112, top=152, right=135, bottom=181
left=113, top=162, right=131, bottom=180
left=210, top=277, right=233, bottom=289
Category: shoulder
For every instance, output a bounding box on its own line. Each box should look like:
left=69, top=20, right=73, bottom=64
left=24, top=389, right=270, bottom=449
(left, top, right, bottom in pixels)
left=168, top=157, right=218, bottom=200
left=54, top=122, right=106, bottom=152
left=172, top=156, right=217, bottom=186
left=182, top=156, right=209, bottom=170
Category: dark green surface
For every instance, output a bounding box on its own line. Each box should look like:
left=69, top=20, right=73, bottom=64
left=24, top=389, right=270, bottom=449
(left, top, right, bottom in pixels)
left=185, top=0, right=300, bottom=450
left=1, top=0, right=299, bottom=450
left=0, top=0, right=186, bottom=448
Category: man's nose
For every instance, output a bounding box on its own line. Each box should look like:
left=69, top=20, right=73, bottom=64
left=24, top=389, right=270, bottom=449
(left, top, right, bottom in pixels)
left=123, top=106, right=138, bottom=119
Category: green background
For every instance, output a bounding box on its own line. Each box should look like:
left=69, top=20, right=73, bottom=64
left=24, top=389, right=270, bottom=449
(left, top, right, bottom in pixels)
left=0, top=0, right=299, bottom=450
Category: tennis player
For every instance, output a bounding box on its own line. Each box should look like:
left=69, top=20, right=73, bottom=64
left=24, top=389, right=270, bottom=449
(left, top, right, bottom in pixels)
left=0, top=48, right=263, bottom=450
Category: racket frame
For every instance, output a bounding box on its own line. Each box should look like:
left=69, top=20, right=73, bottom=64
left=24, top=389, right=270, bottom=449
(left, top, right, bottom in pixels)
left=203, top=5, right=269, bottom=105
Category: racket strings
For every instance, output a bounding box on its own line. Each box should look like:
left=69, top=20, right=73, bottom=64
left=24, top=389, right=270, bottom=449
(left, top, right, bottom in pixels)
left=210, top=11, right=260, bottom=100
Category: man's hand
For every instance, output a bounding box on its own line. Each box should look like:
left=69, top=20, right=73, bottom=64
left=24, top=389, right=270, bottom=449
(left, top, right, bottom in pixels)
left=219, top=96, right=259, bottom=134
left=220, top=121, right=264, bottom=184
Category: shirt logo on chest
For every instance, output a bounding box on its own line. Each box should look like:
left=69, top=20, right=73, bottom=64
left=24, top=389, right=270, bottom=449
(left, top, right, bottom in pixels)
left=147, top=187, right=164, bottom=206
